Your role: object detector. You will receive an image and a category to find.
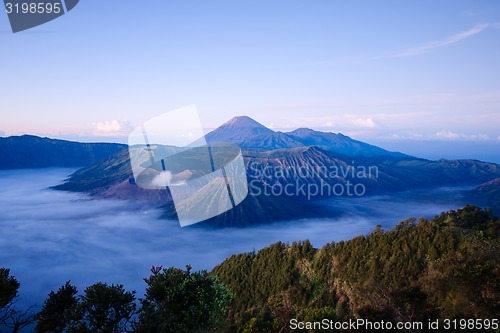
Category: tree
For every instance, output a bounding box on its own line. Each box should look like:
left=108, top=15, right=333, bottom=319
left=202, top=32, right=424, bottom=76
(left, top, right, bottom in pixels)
left=35, top=281, right=136, bottom=333
left=423, top=238, right=500, bottom=319
left=0, top=268, right=35, bottom=333
left=0, top=268, right=19, bottom=311
left=35, top=281, right=79, bottom=333
left=78, top=282, right=136, bottom=333
left=136, top=265, right=233, bottom=333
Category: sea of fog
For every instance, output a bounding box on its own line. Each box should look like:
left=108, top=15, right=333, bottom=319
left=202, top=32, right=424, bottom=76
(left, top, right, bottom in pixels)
left=0, top=168, right=472, bottom=310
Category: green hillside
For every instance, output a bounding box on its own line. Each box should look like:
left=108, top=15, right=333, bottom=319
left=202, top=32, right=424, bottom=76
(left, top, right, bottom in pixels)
left=212, top=205, right=499, bottom=332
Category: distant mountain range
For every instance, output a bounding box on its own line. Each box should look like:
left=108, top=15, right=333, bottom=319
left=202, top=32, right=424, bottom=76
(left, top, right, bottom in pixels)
left=0, top=118, right=406, bottom=170
left=0, top=135, right=127, bottom=169
left=2, top=117, right=499, bottom=224
left=45, top=116, right=500, bottom=225
left=206, top=116, right=407, bottom=157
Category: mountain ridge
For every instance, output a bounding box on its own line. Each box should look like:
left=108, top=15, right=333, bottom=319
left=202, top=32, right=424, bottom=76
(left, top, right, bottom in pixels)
left=54, top=143, right=500, bottom=225
left=0, top=135, right=126, bottom=169
left=206, top=116, right=406, bottom=157
left=473, top=177, right=500, bottom=212
left=4, top=116, right=499, bottom=225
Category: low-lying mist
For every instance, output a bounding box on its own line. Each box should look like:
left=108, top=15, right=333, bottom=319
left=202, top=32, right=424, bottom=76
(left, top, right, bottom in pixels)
left=0, top=168, right=472, bottom=309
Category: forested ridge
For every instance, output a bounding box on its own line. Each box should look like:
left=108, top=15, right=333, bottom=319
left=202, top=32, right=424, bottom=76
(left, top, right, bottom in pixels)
left=1, top=205, right=498, bottom=332
left=212, top=205, right=499, bottom=332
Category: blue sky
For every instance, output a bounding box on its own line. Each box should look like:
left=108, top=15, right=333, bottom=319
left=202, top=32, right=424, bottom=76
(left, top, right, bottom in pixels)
left=1, top=1, right=499, bottom=158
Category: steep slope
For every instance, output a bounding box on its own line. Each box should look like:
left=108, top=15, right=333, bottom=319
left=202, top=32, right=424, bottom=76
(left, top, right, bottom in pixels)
left=53, top=149, right=171, bottom=206
left=475, top=177, right=500, bottom=196
left=473, top=177, right=500, bottom=212
left=206, top=116, right=405, bottom=157
left=167, top=178, right=324, bottom=227
left=205, top=116, right=274, bottom=142
left=286, top=127, right=406, bottom=157
left=212, top=206, right=499, bottom=330
left=53, top=147, right=331, bottom=225
left=245, top=147, right=500, bottom=194
left=0, top=135, right=126, bottom=169
left=205, top=116, right=303, bottom=150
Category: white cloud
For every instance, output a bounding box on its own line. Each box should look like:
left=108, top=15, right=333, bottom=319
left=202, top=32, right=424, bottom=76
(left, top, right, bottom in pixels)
left=433, top=132, right=491, bottom=141
left=0, top=130, right=5, bottom=137
left=346, top=117, right=377, bottom=128
left=396, top=23, right=489, bottom=57
left=435, top=131, right=460, bottom=140
left=151, top=171, right=173, bottom=187
left=93, top=120, right=133, bottom=136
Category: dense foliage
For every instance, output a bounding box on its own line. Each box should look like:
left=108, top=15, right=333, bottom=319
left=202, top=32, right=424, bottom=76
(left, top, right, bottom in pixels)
left=1, top=205, right=498, bottom=332
left=35, top=281, right=135, bottom=333
left=212, top=205, right=499, bottom=332
left=136, top=265, right=233, bottom=333
left=0, top=267, right=232, bottom=333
